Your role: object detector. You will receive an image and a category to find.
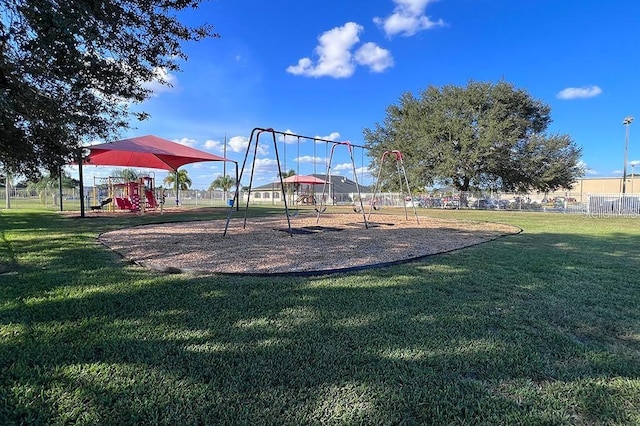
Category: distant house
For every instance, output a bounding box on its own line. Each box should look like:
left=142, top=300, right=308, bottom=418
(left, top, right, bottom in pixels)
left=247, top=174, right=373, bottom=205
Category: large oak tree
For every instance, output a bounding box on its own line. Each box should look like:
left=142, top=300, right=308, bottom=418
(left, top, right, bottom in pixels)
left=1, top=0, right=218, bottom=179
left=363, top=80, right=583, bottom=193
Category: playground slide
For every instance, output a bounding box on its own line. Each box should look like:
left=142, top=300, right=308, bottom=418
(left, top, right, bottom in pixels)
left=145, top=190, right=158, bottom=209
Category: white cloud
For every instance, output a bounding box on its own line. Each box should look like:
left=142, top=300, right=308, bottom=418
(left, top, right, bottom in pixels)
left=374, top=0, right=445, bottom=37
left=296, top=155, right=325, bottom=165
left=173, top=137, right=196, bottom=147
left=354, top=166, right=372, bottom=179
left=355, top=42, right=394, bottom=72
left=577, top=160, right=598, bottom=176
left=204, top=139, right=224, bottom=152
left=334, top=162, right=354, bottom=171
left=226, top=136, right=246, bottom=153
left=226, top=135, right=271, bottom=158
left=279, top=129, right=299, bottom=144
left=244, top=158, right=282, bottom=185
left=253, top=157, right=278, bottom=172
left=319, top=132, right=341, bottom=141
left=556, top=85, right=602, bottom=100
left=142, top=67, right=178, bottom=96
left=287, top=22, right=392, bottom=78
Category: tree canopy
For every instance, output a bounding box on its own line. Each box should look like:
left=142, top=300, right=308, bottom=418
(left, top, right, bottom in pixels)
left=164, top=169, right=191, bottom=191
left=1, top=0, right=219, bottom=179
left=112, top=168, right=140, bottom=182
left=208, top=175, right=235, bottom=192
left=363, top=80, right=583, bottom=193
left=26, top=170, right=78, bottom=201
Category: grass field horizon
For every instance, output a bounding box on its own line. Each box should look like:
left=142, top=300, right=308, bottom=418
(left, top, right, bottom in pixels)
left=1, top=206, right=639, bottom=424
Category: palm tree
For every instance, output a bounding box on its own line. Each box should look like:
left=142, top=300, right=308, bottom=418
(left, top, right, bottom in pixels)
left=208, top=175, right=235, bottom=192
left=112, top=168, right=139, bottom=182
left=163, top=169, right=192, bottom=205
left=26, top=171, right=76, bottom=206
left=26, top=175, right=56, bottom=203
left=208, top=175, right=236, bottom=203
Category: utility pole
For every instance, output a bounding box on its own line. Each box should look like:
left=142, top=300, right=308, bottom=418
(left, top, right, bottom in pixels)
left=223, top=133, right=227, bottom=178
left=622, top=116, right=634, bottom=193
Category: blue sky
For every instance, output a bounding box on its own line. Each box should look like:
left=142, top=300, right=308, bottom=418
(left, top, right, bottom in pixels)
left=71, top=0, right=640, bottom=190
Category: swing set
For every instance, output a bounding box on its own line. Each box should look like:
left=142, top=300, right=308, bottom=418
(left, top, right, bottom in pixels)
left=313, top=140, right=369, bottom=227
left=223, top=127, right=370, bottom=236
left=368, top=150, right=420, bottom=224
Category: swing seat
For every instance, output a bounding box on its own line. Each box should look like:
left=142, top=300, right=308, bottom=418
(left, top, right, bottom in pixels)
left=90, top=197, right=112, bottom=211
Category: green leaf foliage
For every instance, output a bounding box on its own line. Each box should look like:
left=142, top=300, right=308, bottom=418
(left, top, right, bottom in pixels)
left=208, top=175, right=235, bottom=192
left=25, top=170, right=78, bottom=199
left=112, top=168, right=140, bottom=182
left=163, top=169, right=191, bottom=191
left=0, top=0, right=219, bottom=179
left=364, top=80, right=583, bottom=192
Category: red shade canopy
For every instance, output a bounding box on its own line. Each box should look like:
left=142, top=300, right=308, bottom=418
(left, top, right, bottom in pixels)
left=282, top=175, right=329, bottom=184
left=85, top=135, right=230, bottom=170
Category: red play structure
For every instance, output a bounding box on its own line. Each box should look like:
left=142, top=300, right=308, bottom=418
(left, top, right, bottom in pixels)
left=113, top=176, right=159, bottom=212
left=93, top=175, right=160, bottom=213
left=78, top=134, right=236, bottom=217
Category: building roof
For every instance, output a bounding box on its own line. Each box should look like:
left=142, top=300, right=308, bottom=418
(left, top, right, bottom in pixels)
left=252, top=174, right=373, bottom=192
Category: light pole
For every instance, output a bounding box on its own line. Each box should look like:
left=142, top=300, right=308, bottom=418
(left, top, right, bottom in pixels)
left=622, top=116, right=634, bottom=193
left=631, top=160, right=640, bottom=193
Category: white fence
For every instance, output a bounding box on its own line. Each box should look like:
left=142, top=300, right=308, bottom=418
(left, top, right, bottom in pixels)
left=2, top=187, right=639, bottom=217
left=584, top=194, right=640, bottom=217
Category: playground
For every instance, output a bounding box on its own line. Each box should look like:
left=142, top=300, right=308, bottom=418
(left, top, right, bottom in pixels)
left=98, top=211, right=520, bottom=275
left=90, top=175, right=162, bottom=213
left=93, top=128, right=520, bottom=275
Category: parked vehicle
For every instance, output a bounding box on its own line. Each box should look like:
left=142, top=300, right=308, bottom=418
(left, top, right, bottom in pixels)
left=405, top=197, right=425, bottom=208
left=443, top=197, right=460, bottom=209
left=474, top=199, right=495, bottom=209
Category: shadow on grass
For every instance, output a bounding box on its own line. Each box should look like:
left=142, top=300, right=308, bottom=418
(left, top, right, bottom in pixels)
left=1, top=211, right=640, bottom=423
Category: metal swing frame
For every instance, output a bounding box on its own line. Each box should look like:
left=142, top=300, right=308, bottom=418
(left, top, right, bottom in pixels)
left=315, top=141, right=369, bottom=229
left=223, top=127, right=370, bottom=236
left=224, top=127, right=292, bottom=236
left=368, top=150, right=420, bottom=224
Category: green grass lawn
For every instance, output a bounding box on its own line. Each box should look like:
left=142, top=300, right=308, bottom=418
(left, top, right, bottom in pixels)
left=1, top=206, right=639, bottom=425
